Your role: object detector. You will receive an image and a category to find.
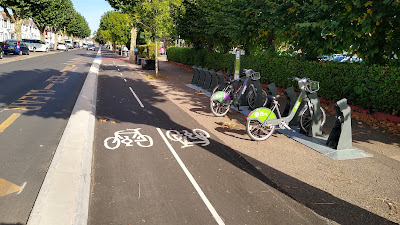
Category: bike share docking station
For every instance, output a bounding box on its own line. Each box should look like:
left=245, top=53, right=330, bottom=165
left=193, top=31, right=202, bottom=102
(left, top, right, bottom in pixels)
left=187, top=50, right=371, bottom=160
left=187, top=49, right=263, bottom=114
left=277, top=94, right=372, bottom=160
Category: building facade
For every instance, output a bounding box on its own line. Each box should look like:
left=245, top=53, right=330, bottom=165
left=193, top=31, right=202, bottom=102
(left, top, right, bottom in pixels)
left=0, top=11, right=15, bottom=42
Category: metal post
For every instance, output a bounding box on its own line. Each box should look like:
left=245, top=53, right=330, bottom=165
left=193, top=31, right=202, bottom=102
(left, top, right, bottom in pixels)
left=208, top=70, right=217, bottom=92
left=326, top=98, right=353, bottom=150
left=308, top=93, right=322, bottom=137
left=282, top=87, right=299, bottom=126
left=202, top=68, right=211, bottom=89
left=191, top=66, right=200, bottom=84
left=266, top=83, right=277, bottom=108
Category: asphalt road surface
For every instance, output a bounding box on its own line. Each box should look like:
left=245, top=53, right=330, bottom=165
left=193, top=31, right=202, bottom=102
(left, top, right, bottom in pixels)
left=0, top=49, right=97, bottom=224
left=88, top=51, right=330, bottom=225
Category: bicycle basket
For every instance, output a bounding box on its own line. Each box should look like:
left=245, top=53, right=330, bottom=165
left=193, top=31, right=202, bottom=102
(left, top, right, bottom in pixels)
left=251, top=72, right=261, bottom=80
left=308, top=81, right=320, bottom=92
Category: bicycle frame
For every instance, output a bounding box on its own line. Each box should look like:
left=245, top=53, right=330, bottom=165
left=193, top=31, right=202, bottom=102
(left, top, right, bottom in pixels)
left=248, top=89, right=307, bottom=126
left=211, top=76, right=251, bottom=106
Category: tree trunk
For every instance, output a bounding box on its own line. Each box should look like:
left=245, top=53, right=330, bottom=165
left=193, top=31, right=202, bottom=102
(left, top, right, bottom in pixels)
left=61, top=27, right=65, bottom=42
left=54, top=30, right=59, bottom=51
left=129, top=24, right=137, bottom=63
left=113, top=41, right=116, bottom=53
left=155, top=39, right=158, bottom=77
left=15, top=19, right=23, bottom=40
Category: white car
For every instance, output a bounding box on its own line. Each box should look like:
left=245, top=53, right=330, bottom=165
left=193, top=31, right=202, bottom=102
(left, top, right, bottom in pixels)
left=87, top=44, right=96, bottom=51
left=23, top=39, right=50, bottom=52
left=65, top=40, right=74, bottom=49
left=57, top=43, right=67, bottom=51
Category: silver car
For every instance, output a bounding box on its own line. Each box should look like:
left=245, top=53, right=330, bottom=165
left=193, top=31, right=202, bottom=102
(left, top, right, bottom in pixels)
left=23, top=39, right=49, bottom=52
left=87, top=44, right=96, bottom=51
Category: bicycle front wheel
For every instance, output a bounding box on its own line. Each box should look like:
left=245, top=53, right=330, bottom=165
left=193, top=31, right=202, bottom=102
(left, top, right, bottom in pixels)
left=210, top=99, right=230, bottom=116
left=299, top=105, right=326, bottom=133
left=246, top=119, right=276, bottom=141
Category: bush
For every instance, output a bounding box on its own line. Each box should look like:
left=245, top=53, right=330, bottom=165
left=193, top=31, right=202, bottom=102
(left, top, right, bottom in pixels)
left=167, top=47, right=400, bottom=115
left=138, top=42, right=162, bottom=59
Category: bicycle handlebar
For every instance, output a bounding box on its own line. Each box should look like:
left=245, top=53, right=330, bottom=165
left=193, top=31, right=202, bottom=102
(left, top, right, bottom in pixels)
left=242, top=68, right=261, bottom=80
left=288, top=77, right=320, bottom=93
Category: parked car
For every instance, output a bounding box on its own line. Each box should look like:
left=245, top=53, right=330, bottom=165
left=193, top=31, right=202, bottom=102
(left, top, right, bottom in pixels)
left=0, top=42, right=3, bottom=59
left=87, top=44, right=96, bottom=51
left=82, top=43, right=88, bottom=49
left=65, top=40, right=74, bottom=49
left=23, top=39, right=49, bottom=52
left=57, top=43, right=68, bottom=51
left=3, top=40, right=30, bottom=55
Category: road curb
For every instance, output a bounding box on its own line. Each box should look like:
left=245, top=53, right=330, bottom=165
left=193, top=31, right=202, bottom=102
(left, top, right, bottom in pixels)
left=27, top=48, right=102, bottom=225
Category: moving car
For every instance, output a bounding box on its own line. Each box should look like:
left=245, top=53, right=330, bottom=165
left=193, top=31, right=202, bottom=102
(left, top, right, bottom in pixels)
left=3, top=40, right=30, bottom=55
left=23, top=39, right=49, bottom=52
left=87, top=44, right=96, bottom=51
left=57, top=43, right=67, bottom=51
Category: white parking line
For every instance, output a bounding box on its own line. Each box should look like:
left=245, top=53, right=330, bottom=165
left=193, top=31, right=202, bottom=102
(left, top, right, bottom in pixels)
left=129, top=87, right=144, bottom=108
left=156, top=128, right=225, bottom=225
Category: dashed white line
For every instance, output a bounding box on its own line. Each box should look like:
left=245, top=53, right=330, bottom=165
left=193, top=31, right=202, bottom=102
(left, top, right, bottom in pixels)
left=124, top=79, right=127, bottom=82
left=156, top=128, right=225, bottom=225
left=129, top=87, right=144, bottom=108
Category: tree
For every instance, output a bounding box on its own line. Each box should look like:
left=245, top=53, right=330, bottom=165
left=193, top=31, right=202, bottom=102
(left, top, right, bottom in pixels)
left=137, top=0, right=183, bottom=76
left=98, top=11, right=132, bottom=52
left=106, top=0, right=141, bottom=62
left=0, top=0, right=46, bottom=40
left=66, top=11, right=91, bottom=38
left=50, top=0, right=74, bottom=50
left=31, top=0, right=63, bottom=41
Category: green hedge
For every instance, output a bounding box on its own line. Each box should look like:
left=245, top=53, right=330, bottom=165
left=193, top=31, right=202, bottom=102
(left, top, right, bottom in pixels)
left=138, top=42, right=162, bottom=59
left=167, top=47, right=400, bottom=115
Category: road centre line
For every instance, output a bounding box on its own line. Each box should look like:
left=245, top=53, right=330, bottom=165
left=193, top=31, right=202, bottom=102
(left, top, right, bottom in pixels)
left=156, top=128, right=225, bottom=225
left=0, top=113, right=21, bottom=133
left=129, top=87, right=144, bottom=108
left=44, top=83, right=54, bottom=90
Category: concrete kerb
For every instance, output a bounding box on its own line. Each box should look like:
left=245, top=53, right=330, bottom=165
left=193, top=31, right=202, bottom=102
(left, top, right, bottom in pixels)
left=27, top=48, right=101, bottom=225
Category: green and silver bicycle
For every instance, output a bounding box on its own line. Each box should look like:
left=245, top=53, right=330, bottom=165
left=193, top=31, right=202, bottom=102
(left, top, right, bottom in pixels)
left=246, top=77, right=324, bottom=141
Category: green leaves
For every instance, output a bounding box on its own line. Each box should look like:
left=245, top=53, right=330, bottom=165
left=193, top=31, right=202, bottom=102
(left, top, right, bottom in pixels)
left=98, top=11, right=132, bottom=44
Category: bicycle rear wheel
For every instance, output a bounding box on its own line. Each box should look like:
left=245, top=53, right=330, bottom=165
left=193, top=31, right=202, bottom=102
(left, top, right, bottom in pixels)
left=210, top=99, right=230, bottom=116
left=299, top=105, right=326, bottom=133
left=247, top=89, right=268, bottom=110
left=246, top=119, right=276, bottom=141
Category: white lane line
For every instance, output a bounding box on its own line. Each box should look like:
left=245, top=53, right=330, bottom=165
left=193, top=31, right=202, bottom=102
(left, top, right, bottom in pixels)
left=156, top=128, right=225, bottom=225
left=129, top=87, right=144, bottom=108
left=124, top=79, right=127, bottom=82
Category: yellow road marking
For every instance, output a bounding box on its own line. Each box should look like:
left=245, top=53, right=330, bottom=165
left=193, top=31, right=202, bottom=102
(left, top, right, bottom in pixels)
left=0, top=178, right=23, bottom=197
left=0, top=113, right=21, bottom=133
left=44, top=83, right=55, bottom=89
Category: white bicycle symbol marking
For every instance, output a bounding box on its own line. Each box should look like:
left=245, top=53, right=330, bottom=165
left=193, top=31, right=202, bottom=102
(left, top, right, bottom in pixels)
left=166, top=129, right=210, bottom=148
left=104, top=128, right=153, bottom=150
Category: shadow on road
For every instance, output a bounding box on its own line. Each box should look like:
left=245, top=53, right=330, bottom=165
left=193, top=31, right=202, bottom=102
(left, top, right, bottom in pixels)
left=94, top=54, right=397, bottom=225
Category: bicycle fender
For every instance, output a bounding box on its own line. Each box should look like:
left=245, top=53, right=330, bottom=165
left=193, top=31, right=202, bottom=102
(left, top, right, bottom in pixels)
left=247, top=107, right=277, bottom=122
left=211, top=91, right=230, bottom=102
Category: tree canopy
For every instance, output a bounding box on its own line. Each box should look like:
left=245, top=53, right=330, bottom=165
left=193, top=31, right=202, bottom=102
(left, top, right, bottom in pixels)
left=175, top=0, right=400, bottom=65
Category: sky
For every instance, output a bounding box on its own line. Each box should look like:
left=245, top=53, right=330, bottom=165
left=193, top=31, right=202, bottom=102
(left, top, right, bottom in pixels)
left=71, top=0, right=113, bottom=37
